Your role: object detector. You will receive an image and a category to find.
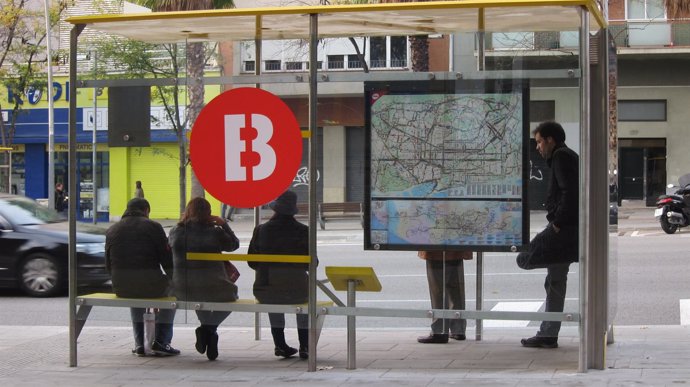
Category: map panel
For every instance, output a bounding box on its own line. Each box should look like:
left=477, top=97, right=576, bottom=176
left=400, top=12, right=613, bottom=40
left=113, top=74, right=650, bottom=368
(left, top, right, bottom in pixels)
left=370, top=200, right=523, bottom=247
left=370, top=92, right=523, bottom=199
left=365, top=81, right=528, bottom=251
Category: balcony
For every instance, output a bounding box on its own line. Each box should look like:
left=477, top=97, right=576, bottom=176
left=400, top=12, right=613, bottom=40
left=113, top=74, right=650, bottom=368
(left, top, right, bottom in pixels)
left=609, top=20, right=690, bottom=48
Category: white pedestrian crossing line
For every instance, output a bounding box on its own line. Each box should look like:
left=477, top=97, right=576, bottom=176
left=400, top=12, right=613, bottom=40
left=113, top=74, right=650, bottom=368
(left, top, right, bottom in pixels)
left=680, top=299, right=690, bottom=326
left=483, top=301, right=543, bottom=328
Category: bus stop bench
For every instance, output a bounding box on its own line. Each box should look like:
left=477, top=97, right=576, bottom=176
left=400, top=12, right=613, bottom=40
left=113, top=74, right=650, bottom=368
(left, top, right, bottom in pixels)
left=318, top=202, right=363, bottom=230
left=75, top=293, right=333, bottom=340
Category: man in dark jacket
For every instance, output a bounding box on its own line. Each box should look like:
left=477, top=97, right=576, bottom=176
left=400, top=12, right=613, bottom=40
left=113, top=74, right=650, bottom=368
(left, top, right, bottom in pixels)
left=105, top=198, right=179, bottom=357
left=518, top=121, right=579, bottom=349
left=248, top=190, right=310, bottom=359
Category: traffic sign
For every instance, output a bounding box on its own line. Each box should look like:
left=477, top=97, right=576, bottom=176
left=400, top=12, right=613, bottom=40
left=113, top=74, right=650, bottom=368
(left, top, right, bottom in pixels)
left=190, top=87, right=303, bottom=208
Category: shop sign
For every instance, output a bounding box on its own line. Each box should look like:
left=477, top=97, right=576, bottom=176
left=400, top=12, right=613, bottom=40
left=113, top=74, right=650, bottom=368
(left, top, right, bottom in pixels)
left=190, top=87, right=302, bottom=207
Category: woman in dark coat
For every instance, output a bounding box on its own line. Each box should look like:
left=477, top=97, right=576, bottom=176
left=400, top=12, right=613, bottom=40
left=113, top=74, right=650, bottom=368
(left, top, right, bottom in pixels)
left=248, top=190, right=310, bottom=359
left=168, top=197, right=240, bottom=361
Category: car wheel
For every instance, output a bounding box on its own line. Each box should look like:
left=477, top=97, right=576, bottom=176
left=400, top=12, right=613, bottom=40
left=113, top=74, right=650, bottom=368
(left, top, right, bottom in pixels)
left=19, top=253, right=64, bottom=297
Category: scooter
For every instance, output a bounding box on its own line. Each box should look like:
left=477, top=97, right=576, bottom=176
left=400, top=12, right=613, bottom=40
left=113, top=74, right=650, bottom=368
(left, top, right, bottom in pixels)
left=654, top=173, right=690, bottom=234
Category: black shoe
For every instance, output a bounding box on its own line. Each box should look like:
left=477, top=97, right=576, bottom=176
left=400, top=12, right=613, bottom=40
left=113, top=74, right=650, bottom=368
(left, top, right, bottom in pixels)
left=417, top=333, right=449, bottom=344
left=151, top=341, right=181, bottom=356
left=132, top=346, right=146, bottom=357
left=299, top=346, right=308, bottom=359
left=521, top=335, right=558, bottom=348
left=195, top=327, right=207, bottom=354
left=274, top=346, right=298, bottom=358
left=206, top=332, right=219, bottom=361
left=450, top=333, right=466, bottom=341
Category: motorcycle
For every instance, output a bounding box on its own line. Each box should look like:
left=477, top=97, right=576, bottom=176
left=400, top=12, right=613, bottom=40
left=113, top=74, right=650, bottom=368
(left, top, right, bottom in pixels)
left=654, top=173, right=690, bottom=234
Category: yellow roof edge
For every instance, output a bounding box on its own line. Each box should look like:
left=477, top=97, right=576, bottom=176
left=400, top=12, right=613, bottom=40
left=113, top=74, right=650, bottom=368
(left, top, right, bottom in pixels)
left=66, top=0, right=606, bottom=29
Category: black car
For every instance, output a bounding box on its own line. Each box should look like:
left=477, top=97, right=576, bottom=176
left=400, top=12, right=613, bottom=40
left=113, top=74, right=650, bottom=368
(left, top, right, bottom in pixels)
left=0, top=194, right=110, bottom=297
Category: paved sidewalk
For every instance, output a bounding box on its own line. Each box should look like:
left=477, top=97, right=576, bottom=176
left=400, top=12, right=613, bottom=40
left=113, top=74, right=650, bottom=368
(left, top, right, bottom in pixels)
left=1, top=324, right=689, bottom=386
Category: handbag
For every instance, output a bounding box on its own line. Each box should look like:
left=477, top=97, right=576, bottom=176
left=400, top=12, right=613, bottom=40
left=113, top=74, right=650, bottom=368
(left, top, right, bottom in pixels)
left=223, top=261, right=240, bottom=283
left=516, top=224, right=578, bottom=270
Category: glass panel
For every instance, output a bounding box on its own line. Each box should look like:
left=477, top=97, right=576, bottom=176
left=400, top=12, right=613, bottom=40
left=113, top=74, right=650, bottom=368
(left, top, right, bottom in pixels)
left=619, top=100, right=666, bottom=121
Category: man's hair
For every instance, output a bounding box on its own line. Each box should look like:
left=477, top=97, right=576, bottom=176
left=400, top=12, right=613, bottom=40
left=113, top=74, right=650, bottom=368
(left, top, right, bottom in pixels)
left=126, top=197, right=150, bottom=213
left=533, top=121, right=566, bottom=144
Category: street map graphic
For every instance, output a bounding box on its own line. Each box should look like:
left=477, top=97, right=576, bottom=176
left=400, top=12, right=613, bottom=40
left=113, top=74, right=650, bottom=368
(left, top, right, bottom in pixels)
left=368, top=87, right=526, bottom=249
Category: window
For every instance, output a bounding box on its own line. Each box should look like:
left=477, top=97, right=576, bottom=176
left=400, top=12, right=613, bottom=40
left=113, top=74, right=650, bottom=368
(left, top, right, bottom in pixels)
left=370, top=36, right=407, bottom=68
left=327, top=55, right=345, bottom=69
left=618, top=100, right=666, bottom=121
left=627, top=0, right=665, bottom=20
left=347, top=55, right=363, bottom=69
left=264, top=60, right=281, bottom=71
left=243, top=61, right=255, bottom=72
left=492, top=32, right=535, bottom=50
left=389, top=36, right=407, bottom=67
left=370, top=37, right=387, bottom=68
left=285, top=61, right=303, bottom=71
left=529, top=101, right=556, bottom=123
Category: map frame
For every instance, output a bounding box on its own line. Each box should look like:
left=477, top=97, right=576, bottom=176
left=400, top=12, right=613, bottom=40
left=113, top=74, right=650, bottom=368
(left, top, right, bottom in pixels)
left=363, top=79, right=530, bottom=252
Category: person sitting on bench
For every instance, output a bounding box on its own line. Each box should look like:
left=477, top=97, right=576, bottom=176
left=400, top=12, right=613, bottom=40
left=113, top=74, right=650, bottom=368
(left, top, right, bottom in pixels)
left=168, top=197, right=240, bottom=361
left=248, top=190, right=311, bottom=360
left=105, top=198, right=179, bottom=357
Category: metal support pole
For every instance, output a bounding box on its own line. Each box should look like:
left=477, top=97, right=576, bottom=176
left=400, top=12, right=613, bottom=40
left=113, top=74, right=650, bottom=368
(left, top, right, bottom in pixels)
left=45, top=0, right=55, bottom=206
left=347, top=279, right=356, bottom=370
left=253, top=16, right=263, bottom=342
left=92, top=52, right=98, bottom=224
left=68, top=23, right=85, bottom=368
left=578, top=6, right=591, bottom=373
left=475, top=251, right=483, bottom=341
left=307, top=13, right=319, bottom=373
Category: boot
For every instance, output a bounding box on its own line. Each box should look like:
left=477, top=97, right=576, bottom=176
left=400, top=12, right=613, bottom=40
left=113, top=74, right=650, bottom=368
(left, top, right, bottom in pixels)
left=271, top=328, right=296, bottom=358
left=297, top=328, right=309, bottom=359
left=203, top=325, right=219, bottom=361
left=131, top=322, right=145, bottom=356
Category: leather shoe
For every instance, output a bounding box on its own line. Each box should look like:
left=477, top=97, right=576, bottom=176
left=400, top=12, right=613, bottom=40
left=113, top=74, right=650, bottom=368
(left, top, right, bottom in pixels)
left=450, top=333, right=466, bottom=341
left=274, top=346, right=298, bottom=358
left=417, top=333, right=449, bottom=344
left=521, top=335, right=558, bottom=348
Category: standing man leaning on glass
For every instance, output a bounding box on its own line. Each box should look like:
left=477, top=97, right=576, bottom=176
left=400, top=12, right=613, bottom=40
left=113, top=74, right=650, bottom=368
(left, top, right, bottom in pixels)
left=517, top=121, right=579, bottom=349
left=105, top=198, right=179, bottom=357
left=417, top=250, right=472, bottom=344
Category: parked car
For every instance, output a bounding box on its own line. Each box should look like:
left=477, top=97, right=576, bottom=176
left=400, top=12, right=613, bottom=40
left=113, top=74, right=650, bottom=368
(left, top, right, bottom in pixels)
left=0, top=194, right=110, bottom=297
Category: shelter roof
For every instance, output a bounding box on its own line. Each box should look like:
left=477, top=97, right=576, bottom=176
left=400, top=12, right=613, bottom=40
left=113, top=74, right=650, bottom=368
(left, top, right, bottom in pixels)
left=66, top=0, right=605, bottom=43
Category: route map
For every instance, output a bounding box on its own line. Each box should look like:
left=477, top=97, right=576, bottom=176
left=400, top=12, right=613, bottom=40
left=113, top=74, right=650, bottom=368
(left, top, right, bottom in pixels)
left=367, top=86, right=527, bottom=250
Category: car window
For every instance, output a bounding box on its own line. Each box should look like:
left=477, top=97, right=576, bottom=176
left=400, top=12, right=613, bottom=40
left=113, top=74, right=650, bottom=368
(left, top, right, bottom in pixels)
left=0, top=198, right=63, bottom=225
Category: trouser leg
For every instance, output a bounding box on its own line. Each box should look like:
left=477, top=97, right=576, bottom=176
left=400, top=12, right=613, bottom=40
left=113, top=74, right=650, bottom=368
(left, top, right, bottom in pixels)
left=426, top=260, right=447, bottom=334
left=269, top=313, right=288, bottom=348
left=196, top=310, right=232, bottom=330
left=447, top=260, right=467, bottom=335
left=155, top=308, right=176, bottom=344
left=296, top=314, right=309, bottom=349
left=538, top=263, right=570, bottom=337
left=130, top=307, right=145, bottom=347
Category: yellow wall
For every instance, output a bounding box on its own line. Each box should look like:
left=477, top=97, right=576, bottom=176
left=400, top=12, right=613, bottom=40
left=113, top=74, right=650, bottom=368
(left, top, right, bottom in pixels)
left=109, top=143, right=222, bottom=220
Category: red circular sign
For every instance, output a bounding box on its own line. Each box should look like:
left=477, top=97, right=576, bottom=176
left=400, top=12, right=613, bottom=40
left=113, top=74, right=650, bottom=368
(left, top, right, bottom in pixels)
left=190, top=88, right=302, bottom=208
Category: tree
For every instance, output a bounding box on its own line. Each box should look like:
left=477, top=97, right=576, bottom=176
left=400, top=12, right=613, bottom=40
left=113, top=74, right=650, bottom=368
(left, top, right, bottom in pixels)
left=95, top=38, right=203, bottom=215
left=133, top=0, right=234, bottom=200
left=0, top=0, right=68, bottom=147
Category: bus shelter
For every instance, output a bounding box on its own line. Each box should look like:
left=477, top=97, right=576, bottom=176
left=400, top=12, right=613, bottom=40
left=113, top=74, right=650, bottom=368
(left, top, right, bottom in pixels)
left=66, top=0, right=612, bottom=373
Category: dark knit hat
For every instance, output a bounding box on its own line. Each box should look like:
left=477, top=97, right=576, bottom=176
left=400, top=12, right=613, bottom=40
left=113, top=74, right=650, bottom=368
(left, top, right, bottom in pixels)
left=269, top=190, right=298, bottom=216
